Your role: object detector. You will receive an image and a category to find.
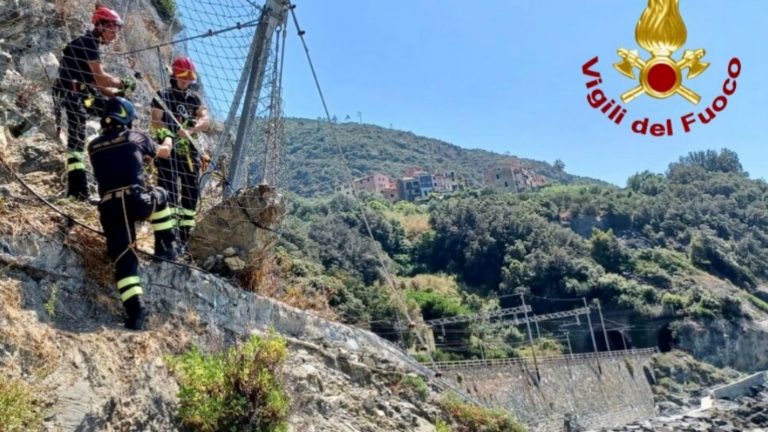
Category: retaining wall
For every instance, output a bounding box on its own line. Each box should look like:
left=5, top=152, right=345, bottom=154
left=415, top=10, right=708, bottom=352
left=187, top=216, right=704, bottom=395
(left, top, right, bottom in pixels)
left=434, top=349, right=656, bottom=431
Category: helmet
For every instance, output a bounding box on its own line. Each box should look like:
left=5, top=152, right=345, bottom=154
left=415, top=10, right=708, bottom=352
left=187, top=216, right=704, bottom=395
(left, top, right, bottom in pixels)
left=92, top=6, right=123, bottom=26
left=102, top=97, right=136, bottom=127
left=171, top=57, right=197, bottom=81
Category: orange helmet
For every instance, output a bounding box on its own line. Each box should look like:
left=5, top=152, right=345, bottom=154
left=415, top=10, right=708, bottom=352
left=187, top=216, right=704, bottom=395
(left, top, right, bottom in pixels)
left=92, top=6, right=123, bottom=26
left=171, top=57, right=197, bottom=81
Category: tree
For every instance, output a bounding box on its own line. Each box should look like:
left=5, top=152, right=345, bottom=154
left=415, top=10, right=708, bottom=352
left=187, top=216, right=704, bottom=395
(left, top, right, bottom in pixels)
left=590, top=229, right=630, bottom=273
left=626, top=170, right=666, bottom=195
left=671, top=148, right=744, bottom=174
left=554, top=159, right=565, bottom=182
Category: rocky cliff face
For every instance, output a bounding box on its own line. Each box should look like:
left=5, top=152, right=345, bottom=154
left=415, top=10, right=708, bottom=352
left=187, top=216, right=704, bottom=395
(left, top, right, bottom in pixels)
left=0, top=222, right=446, bottom=431
left=675, top=319, right=768, bottom=372
left=1, top=0, right=177, bottom=138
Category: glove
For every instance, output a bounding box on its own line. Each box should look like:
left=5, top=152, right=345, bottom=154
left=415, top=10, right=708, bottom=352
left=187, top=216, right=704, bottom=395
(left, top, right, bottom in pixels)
left=120, top=76, right=136, bottom=93
left=153, top=128, right=174, bottom=143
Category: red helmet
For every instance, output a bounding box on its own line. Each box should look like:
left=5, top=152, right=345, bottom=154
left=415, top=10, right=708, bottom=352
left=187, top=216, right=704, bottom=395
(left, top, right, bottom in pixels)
left=171, top=57, right=197, bottom=81
left=92, top=6, right=123, bottom=26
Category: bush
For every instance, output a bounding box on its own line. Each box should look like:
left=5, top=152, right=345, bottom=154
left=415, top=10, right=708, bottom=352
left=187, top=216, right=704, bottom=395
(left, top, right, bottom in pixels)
left=0, top=376, right=42, bottom=432
left=395, top=375, right=429, bottom=401
left=438, top=393, right=526, bottom=432
left=515, top=338, right=563, bottom=359
left=660, top=292, right=686, bottom=310
left=590, top=229, right=630, bottom=273
left=406, top=289, right=470, bottom=321
left=166, top=333, right=290, bottom=432
left=151, top=0, right=176, bottom=20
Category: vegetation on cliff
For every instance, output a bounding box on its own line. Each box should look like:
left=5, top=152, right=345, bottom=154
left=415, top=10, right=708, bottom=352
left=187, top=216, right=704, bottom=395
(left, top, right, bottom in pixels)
left=273, top=148, right=768, bottom=359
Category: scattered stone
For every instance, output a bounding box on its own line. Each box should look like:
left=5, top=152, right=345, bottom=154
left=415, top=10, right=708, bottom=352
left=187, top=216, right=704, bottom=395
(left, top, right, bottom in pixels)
left=223, top=255, right=246, bottom=272
left=592, top=383, right=768, bottom=432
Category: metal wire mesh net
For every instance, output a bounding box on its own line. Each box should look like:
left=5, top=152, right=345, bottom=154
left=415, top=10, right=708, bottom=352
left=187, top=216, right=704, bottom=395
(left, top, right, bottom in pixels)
left=0, top=0, right=290, bottom=273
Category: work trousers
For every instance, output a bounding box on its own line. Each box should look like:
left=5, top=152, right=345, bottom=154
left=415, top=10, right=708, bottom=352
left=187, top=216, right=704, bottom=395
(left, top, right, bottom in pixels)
left=98, top=185, right=177, bottom=319
left=55, top=79, right=104, bottom=199
left=155, top=142, right=200, bottom=250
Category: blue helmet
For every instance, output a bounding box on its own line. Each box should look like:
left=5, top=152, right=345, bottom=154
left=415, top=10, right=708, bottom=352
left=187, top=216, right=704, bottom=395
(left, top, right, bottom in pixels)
left=102, top=97, right=136, bottom=127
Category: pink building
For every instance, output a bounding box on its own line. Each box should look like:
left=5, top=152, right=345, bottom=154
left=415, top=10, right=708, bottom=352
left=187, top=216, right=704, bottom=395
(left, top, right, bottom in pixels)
left=335, top=172, right=395, bottom=198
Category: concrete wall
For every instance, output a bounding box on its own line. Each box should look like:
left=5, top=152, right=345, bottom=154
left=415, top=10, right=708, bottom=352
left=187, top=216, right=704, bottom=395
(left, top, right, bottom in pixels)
left=711, top=371, right=766, bottom=400
left=435, top=350, right=656, bottom=431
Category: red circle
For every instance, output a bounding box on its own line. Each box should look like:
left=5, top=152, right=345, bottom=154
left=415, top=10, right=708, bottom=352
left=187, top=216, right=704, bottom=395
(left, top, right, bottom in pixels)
left=647, top=63, right=678, bottom=93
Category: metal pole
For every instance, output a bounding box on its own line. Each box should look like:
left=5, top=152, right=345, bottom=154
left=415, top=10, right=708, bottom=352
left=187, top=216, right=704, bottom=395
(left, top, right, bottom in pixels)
left=621, top=327, right=628, bottom=351
left=584, top=298, right=598, bottom=353
left=521, top=294, right=540, bottom=378
left=534, top=315, right=541, bottom=339
left=564, top=331, right=573, bottom=355
left=597, top=299, right=611, bottom=352
left=227, top=0, right=287, bottom=195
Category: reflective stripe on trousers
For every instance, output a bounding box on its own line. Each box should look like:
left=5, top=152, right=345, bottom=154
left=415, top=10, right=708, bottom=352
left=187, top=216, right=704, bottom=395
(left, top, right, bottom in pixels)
left=67, top=150, right=85, bottom=172
left=117, top=275, right=143, bottom=302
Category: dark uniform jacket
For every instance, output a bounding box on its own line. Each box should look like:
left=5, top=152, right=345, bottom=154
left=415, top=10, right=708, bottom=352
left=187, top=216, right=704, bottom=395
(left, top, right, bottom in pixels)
left=87, top=128, right=158, bottom=196
left=58, top=31, right=100, bottom=87
left=152, top=87, right=203, bottom=134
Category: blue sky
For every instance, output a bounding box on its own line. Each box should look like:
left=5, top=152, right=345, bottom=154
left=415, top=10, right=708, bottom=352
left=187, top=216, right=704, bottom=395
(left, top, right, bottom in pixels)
left=183, top=1, right=768, bottom=186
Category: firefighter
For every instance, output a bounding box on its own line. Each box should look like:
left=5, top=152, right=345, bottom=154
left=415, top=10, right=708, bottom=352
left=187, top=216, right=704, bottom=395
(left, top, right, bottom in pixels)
left=53, top=5, right=136, bottom=201
left=150, top=56, right=211, bottom=257
left=88, top=97, right=177, bottom=330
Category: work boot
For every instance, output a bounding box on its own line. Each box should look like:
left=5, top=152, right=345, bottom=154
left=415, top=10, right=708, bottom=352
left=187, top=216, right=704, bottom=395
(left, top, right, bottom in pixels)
left=66, top=170, right=89, bottom=200
left=123, top=296, right=148, bottom=331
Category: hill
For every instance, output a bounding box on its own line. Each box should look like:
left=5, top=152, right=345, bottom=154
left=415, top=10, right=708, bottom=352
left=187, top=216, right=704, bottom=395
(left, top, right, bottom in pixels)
left=282, top=118, right=607, bottom=196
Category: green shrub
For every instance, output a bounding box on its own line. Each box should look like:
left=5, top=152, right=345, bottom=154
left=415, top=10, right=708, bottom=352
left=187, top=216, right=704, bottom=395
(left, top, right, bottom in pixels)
left=590, top=229, right=630, bottom=273
left=633, top=248, right=691, bottom=274
left=406, top=289, right=470, bottom=320
left=166, top=333, right=290, bottom=432
left=438, top=393, right=526, bottom=432
left=151, top=0, right=176, bottom=20
left=397, top=375, right=429, bottom=400
left=660, top=292, right=686, bottom=310
left=436, top=419, right=452, bottom=432
left=431, top=349, right=466, bottom=362
left=515, top=338, right=563, bottom=359
left=0, top=376, right=42, bottom=432
left=631, top=259, right=673, bottom=288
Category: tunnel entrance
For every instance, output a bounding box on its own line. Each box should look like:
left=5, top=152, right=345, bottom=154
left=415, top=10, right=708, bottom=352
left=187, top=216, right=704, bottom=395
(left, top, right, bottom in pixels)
left=657, top=323, right=675, bottom=352
left=592, top=329, right=633, bottom=352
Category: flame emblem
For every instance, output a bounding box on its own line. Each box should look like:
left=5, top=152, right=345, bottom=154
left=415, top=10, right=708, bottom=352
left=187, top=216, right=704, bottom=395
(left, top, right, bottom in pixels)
left=613, top=0, right=709, bottom=104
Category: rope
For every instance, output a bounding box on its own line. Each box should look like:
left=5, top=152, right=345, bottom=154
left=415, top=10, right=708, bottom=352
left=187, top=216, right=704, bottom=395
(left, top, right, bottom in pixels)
left=285, top=7, right=475, bottom=403
left=0, top=152, right=209, bottom=272
left=288, top=4, right=413, bottom=337
left=103, top=20, right=261, bottom=57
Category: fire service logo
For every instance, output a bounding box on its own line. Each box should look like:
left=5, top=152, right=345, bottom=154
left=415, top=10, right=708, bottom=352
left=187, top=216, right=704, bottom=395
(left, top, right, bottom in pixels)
left=582, top=0, right=741, bottom=136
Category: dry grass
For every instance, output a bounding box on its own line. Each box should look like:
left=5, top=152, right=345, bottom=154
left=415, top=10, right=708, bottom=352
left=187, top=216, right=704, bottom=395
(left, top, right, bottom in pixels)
left=66, top=225, right=113, bottom=286
left=239, top=252, right=337, bottom=320
left=398, top=273, right=461, bottom=297
left=384, top=210, right=431, bottom=240
left=0, top=278, right=61, bottom=376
